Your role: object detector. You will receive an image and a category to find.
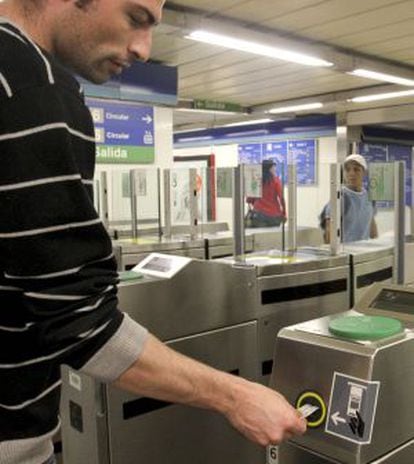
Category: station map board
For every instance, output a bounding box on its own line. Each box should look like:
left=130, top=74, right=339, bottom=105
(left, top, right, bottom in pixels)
left=359, top=143, right=413, bottom=207
left=238, top=139, right=317, bottom=185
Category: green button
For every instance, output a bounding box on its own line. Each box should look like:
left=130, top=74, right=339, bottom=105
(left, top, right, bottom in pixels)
left=119, top=270, right=143, bottom=282
left=329, top=315, right=403, bottom=341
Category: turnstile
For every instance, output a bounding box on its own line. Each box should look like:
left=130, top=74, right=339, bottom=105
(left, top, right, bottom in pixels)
left=217, top=248, right=350, bottom=384
left=271, top=283, right=414, bottom=463
left=60, top=252, right=350, bottom=464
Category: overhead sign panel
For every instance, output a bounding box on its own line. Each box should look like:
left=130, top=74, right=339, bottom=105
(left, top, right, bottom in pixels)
left=87, top=98, right=155, bottom=164
left=193, top=99, right=244, bottom=113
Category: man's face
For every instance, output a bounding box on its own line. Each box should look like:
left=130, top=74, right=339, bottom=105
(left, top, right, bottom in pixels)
left=53, top=0, right=164, bottom=83
left=344, top=161, right=365, bottom=190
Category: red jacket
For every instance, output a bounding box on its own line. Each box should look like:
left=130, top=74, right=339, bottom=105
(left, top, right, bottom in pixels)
left=247, top=176, right=286, bottom=217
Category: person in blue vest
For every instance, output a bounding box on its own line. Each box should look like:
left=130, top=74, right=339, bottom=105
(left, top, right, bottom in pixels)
left=320, top=154, right=378, bottom=243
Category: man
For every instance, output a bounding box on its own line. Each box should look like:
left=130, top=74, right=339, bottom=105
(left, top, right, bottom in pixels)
left=0, top=1, right=306, bottom=463
left=321, top=154, right=378, bottom=243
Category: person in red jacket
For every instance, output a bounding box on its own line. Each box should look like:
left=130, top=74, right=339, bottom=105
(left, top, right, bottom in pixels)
left=246, top=160, right=286, bottom=227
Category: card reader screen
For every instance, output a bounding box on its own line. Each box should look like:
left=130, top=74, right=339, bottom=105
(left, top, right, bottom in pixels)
left=371, top=289, right=414, bottom=314
left=141, top=256, right=173, bottom=273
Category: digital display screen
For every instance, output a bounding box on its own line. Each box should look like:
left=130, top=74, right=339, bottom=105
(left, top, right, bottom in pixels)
left=370, top=289, right=414, bottom=314
left=141, top=256, right=173, bottom=273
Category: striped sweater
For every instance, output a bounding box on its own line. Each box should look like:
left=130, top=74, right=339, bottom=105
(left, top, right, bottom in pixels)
left=0, top=19, right=148, bottom=464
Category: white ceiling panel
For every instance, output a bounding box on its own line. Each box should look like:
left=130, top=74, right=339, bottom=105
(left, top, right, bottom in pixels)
left=156, top=1, right=414, bottom=129
left=289, top=1, right=414, bottom=42
left=261, top=0, right=406, bottom=32
left=204, top=0, right=330, bottom=25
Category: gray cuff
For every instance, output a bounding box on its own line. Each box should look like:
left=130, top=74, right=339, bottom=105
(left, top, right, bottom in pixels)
left=80, top=313, right=148, bottom=383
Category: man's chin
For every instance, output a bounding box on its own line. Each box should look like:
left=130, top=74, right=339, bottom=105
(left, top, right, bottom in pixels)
left=74, top=66, right=112, bottom=85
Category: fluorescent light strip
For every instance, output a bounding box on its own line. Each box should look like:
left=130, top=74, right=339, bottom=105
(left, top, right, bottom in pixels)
left=174, top=127, right=208, bottom=134
left=222, top=118, right=273, bottom=127
left=268, top=102, right=323, bottom=114
left=186, top=30, right=333, bottom=67
left=350, top=69, right=414, bottom=86
left=176, top=107, right=239, bottom=115
left=176, top=135, right=213, bottom=142
left=350, top=89, right=414, bottom=103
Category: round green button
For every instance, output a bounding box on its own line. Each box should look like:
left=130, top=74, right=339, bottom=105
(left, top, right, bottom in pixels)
left=329, top=315, right=403, bottom=341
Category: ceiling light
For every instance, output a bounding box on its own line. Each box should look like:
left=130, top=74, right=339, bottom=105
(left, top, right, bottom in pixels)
left=176, top=135, right=214, bottom=142
left=268, top=102, right=323, bottom=114
left=176, top=107, right=239, bottom=115
left=349, top=69, right=414, bottom=86
left=349, top=89, right=414, bottom=103
left=222, top=118, right=273, bottom=127
left=174, top=127, right=208, bottom=134
left=186, top=30, right=333, bottom=67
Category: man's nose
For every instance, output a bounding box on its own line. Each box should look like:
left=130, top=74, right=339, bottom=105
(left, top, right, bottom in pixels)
left=128, top=30, right=153, bottom=62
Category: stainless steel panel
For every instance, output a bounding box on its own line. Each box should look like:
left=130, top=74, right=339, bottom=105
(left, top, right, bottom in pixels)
left=61, top=366, right=110, bottom=464
left=279, top=441, right=341, bottom=463
left=354, top=255, right=394, bottom=303
left=279, top=439, right=414, bottom=464
left=271, top=304, right=414, bottom=464
left=272, top=330, right=375, bottom=464
left=105, top=321, right=261, bottom=464
left=118, top=259, right=257, bottom=340
left=206, top=233, right=254, bottom=259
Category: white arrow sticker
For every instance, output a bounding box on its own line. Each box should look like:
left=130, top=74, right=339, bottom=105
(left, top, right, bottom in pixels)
left=331, top=411, right=347, bottom=426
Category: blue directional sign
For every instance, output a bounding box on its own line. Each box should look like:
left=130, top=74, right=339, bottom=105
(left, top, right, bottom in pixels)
left=288, top=139, right=316, bottom=185
left=86, top=97, right=155, bottom=164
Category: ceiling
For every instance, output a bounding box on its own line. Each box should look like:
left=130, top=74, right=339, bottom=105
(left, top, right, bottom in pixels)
left=150, top=0, right=414, bottom=132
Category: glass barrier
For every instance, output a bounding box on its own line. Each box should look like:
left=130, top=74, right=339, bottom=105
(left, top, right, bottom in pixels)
left=108, top=169, right=133, bottom=234
left=196, top=166, right=224, bottom=236
left=168, top=167, right=198, bottom=237
left=131, top=167, right=161, bottom=235
left=305, top=161, right=335, bottom=249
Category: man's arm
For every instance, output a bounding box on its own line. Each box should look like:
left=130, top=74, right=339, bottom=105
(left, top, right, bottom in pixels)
left=114, top=333, right=307, bottom=446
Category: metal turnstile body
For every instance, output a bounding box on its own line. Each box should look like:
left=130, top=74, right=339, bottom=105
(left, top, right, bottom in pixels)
left=217, top=248, right=350, bottom=384
left=61, top=260, right=262, bottom=464
left=61, top=252, right=350, bottom=464
left=271, top=283, right=414, bottom=464
left=61, top=322, right=261, bottom=464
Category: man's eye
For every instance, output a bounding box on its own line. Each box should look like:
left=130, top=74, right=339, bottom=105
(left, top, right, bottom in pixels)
left=129, top=14, right=148, bottom=28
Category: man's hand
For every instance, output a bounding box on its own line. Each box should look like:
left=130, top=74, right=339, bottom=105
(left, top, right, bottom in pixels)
left=115, top=334, right=306, bottom=447
left=221, top=377, right=307, bottom=446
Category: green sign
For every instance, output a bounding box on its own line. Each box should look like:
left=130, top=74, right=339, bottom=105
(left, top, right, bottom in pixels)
left=193, top=99, right=243, bottom=113
left=369, top=163, right=395, bottom=201
left=96, top=145, right=154, bottom=164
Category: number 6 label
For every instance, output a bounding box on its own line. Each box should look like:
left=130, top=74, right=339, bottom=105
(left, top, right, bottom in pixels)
left=267, top=445, right=279, bottom=464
